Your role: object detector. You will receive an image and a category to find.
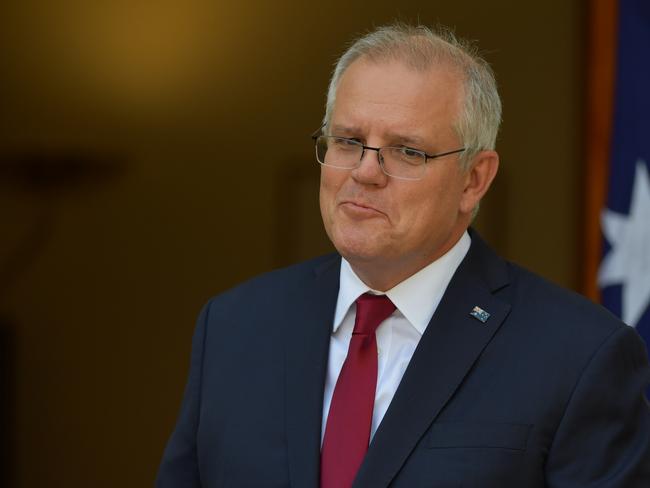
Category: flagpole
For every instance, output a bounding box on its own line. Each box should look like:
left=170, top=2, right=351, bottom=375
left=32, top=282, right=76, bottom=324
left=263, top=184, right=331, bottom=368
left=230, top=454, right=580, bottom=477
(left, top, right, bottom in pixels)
left=582, top=0, right=618, bottom=301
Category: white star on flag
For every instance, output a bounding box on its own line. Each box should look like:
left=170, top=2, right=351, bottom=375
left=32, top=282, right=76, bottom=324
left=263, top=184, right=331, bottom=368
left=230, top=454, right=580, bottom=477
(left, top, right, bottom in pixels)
left=598, top=159, right=650, bottom=327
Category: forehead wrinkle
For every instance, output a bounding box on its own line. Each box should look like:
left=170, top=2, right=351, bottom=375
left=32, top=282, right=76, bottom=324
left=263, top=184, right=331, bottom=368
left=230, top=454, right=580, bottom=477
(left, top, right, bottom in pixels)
left=331, top=115, right=429, bottom=146
left=332, top=99, right=429, bottom=134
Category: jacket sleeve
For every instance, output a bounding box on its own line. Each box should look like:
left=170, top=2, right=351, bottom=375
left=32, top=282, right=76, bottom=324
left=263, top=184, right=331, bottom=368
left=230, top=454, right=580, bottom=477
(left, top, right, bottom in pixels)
left=546, top=325, right=650, bottom=487
left=155, top=302, right=210, bottom=488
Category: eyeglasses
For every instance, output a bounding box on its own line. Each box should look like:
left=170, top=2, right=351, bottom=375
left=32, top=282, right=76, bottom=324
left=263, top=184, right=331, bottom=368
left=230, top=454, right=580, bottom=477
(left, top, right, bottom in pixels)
left=311, top=131, right=465, bottom=181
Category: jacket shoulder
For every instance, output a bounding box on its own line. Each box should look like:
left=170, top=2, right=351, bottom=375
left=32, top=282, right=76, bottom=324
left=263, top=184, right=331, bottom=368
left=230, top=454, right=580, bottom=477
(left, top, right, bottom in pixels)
left=205, top=253, right=340, bottom=310
left=504, top=260, right=629, bottom=343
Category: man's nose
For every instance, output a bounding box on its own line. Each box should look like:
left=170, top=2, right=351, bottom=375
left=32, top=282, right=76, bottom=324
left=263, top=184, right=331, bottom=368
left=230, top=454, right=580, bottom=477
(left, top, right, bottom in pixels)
left=352, top=148, right=387, bottom=184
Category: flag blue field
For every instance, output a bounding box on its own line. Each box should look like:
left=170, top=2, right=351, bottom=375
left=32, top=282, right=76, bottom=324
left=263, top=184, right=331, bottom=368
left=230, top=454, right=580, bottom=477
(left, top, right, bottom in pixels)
left=597, top=0, right=650, bottom=397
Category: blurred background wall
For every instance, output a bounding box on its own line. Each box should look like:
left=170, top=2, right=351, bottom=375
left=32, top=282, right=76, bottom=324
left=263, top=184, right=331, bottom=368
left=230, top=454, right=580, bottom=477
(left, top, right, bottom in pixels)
left=0, top=0, right=583, bottom=486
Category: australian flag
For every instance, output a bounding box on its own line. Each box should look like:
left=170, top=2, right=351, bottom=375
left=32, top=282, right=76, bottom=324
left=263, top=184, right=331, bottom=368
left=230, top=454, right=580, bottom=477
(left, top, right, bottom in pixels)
left=597, top=0, right=650, bottom=396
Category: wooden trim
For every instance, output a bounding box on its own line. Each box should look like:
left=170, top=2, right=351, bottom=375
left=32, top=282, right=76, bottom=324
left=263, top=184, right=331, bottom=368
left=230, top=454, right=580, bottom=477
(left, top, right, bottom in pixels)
left=582, top=0, right=618, bottom=300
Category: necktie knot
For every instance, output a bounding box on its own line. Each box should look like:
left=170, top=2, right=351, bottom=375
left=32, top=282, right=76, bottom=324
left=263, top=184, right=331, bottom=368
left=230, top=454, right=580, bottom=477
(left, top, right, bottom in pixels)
left=353, top=293, right=395, bottom=335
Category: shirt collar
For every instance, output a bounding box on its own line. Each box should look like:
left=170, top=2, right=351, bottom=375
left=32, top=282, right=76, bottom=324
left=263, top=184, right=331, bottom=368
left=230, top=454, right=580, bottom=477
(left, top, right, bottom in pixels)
left=333, top=231, right=471, bottom=335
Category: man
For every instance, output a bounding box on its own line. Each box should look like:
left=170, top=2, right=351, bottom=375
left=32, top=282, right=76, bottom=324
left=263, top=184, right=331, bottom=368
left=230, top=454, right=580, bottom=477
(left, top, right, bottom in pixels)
left=157, top=23, right=650, bottom=487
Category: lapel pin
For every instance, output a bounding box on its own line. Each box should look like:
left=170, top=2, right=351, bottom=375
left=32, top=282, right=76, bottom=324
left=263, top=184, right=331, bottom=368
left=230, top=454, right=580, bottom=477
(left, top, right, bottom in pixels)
left=470, top=306, right=490, bottom=323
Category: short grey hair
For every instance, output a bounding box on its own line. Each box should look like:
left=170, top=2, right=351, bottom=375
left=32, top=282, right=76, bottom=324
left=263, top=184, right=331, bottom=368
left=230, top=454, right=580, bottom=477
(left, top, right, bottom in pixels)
left=324, top=23, right=502, bottom=168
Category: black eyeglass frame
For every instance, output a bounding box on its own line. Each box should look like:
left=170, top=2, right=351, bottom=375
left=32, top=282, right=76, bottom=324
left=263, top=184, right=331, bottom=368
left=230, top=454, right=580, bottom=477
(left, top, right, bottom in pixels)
left=310, top=125, right=466, bottom=163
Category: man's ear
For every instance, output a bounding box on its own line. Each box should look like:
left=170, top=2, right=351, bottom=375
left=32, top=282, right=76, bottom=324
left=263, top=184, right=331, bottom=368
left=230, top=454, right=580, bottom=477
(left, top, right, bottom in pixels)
left=459, top=150, right=499, bottom=214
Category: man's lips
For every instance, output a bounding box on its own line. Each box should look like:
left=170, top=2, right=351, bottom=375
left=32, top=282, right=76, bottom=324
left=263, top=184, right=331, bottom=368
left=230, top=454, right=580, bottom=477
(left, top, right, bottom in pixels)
left=339, top=200, right=386, bottom=218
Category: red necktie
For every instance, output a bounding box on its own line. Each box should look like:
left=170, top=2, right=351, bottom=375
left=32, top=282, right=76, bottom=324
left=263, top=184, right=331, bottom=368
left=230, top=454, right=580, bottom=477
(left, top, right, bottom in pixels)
left=320, top=293, right=396, bottom=488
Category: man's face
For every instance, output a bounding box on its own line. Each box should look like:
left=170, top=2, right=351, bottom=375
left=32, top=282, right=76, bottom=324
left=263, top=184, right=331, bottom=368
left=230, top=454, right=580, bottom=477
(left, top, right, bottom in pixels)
left=319, top=57, right=476, bottom=286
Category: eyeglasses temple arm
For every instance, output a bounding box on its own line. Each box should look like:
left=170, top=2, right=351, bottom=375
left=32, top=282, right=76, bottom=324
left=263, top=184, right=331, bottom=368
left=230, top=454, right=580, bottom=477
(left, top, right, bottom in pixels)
left=425, top=147, right=466, bottom=160
left=311, top=123, right=327, bottom=140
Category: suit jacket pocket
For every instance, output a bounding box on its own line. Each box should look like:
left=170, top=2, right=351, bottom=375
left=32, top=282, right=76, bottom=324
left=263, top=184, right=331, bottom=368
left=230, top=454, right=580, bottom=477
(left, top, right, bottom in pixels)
left=423, top=422, right=532, bottom=451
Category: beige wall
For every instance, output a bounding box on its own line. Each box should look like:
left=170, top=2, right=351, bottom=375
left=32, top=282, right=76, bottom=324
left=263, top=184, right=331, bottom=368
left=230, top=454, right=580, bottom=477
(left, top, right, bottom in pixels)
left=0, top=1, right=583, bottom=486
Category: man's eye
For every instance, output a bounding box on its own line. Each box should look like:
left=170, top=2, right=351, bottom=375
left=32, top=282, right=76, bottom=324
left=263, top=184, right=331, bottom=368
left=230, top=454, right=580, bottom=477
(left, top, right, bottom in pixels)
left=332, top=138, right=360, bottom=148
left=399, top=147, right=423, bottom=159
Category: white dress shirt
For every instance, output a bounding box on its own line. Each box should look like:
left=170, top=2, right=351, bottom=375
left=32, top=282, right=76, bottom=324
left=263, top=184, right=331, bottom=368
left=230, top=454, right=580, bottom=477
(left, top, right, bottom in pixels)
left=321, top=231, right=471, bottom=443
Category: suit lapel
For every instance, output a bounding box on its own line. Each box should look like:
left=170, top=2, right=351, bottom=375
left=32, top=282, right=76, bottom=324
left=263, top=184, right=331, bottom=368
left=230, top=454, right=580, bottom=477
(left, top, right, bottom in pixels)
left=285, top=255, right=340, bottom=488
left=354, top=235, right=512, bottom=488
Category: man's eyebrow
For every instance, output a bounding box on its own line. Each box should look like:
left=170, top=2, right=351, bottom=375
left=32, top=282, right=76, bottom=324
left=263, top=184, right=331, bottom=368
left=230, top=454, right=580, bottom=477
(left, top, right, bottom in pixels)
left=384, top=132, right=426, bottom=146
left=329, top=124, right=360, bottom=135
left=330, top=125, right=426, bottom=146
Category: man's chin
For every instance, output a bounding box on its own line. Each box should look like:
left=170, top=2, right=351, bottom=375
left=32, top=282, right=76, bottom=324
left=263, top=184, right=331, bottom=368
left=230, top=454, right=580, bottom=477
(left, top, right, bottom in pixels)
left=332, top=239, right=386, bottom=264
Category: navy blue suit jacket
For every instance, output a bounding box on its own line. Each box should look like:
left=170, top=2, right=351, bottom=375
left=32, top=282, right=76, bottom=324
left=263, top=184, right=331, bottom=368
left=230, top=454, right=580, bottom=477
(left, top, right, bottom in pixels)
left=157, top=233, right=650, bottom=487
